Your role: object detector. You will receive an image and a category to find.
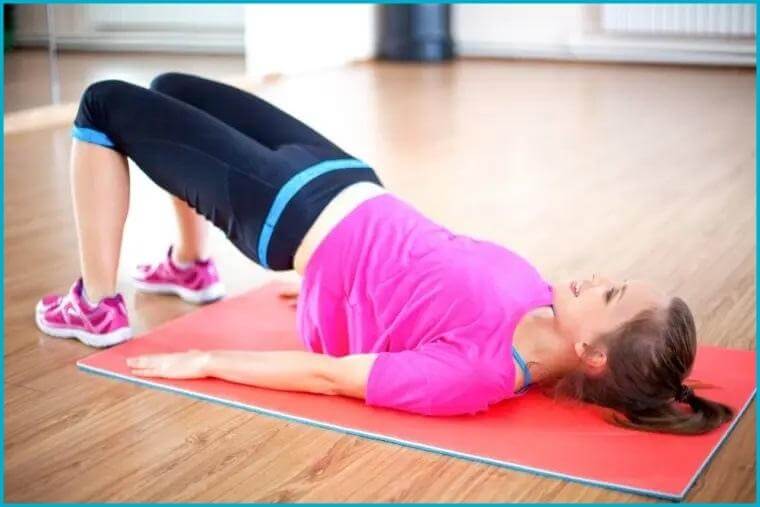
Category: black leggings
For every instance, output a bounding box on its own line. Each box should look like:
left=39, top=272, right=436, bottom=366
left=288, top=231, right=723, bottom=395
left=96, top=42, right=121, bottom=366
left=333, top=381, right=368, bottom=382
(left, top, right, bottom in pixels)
left=73, top=73, right=383, bottom=270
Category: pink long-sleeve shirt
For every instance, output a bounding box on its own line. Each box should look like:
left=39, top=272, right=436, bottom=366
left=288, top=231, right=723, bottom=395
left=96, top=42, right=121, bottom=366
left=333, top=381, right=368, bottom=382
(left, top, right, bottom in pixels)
left=297, top=194, right=554, bottom=416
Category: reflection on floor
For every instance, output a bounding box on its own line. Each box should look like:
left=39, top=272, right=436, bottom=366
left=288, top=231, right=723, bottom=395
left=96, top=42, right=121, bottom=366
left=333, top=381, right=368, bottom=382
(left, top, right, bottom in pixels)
left=4, top=48, right=245, bottom=112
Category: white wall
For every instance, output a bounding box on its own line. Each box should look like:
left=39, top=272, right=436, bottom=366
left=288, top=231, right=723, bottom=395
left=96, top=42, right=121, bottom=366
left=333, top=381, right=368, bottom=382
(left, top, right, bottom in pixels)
left=13, top=4, right=244, bottom=53
left=454, top=4, right=756, bottom=66
left=454, top=4, right=588, bottom=58
left=243, top=5, right=375, bottom=80
left=13, top=4, right=755, bottom=67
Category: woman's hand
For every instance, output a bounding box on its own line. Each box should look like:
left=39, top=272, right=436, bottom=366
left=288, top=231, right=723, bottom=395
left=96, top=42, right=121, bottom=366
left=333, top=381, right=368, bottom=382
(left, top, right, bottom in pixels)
left=127, top=349, right=374, bottom=399
left=278, top=284, right=300, bottom=307
left=126, top=349, right=210, bottom=379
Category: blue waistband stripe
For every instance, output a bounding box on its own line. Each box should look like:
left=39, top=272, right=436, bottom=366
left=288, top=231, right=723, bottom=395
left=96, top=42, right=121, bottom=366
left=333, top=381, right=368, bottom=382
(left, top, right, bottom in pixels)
left=512, top=347, right=532, bottom=394
left=71, top=126, right=115, bottom=148
left=257, top=158, right=370, bottom=269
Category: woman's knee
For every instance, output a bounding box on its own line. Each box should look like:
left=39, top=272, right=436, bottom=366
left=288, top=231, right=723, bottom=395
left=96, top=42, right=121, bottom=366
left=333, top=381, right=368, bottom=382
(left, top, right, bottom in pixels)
left=81, top=79, right=134, bottom=107
left=77, top=80, right=136, bottom=125
left=149, top=72, right=193, bottom=96
left=74, top=80, right=137, bottom=149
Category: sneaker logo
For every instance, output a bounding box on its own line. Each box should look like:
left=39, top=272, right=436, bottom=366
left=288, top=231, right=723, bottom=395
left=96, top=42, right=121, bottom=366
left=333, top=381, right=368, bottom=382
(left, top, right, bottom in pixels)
left=66, top=306, right=80, bottom=317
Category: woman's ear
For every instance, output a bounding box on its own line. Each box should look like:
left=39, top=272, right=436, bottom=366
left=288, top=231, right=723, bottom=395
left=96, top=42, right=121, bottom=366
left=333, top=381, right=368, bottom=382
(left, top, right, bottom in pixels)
left=574, top=341, right=608, bottom=369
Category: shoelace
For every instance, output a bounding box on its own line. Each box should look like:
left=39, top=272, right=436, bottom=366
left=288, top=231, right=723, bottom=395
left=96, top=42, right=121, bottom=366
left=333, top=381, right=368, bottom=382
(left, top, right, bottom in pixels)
left=146, top=257, right=209, bottom=290
left=53, top=293, right=116, bottom=333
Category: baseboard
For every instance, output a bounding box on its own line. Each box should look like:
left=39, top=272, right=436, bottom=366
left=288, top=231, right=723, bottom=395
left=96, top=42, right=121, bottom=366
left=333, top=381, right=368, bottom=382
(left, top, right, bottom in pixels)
left=14, top=33, right=244, bottom=55
left=458, top=35, right=756, bottom=67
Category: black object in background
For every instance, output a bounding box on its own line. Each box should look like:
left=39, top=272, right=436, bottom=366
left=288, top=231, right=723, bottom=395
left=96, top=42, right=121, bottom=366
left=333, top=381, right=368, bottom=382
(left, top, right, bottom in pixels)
left=4, top=5, right=15, bottom=51
left=378, top=4, right=454, bottom=62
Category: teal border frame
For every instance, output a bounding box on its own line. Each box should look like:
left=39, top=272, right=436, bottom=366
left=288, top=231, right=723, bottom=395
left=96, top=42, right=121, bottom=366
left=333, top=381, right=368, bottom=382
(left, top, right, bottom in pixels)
left=1, top=1, right=5, bottom=503
left=2, top=0, right=756, bottom=4
left=1, top=1, right=758, bottom=505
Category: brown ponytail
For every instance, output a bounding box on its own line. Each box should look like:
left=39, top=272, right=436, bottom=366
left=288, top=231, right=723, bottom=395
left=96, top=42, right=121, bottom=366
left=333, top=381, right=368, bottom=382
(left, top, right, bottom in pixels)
left=543, top=297, right=733, bottom=435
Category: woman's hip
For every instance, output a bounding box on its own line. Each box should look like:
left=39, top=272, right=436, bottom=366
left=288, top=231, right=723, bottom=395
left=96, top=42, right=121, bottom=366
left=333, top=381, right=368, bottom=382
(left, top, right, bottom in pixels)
left=234, top=144, right=384, bottom=271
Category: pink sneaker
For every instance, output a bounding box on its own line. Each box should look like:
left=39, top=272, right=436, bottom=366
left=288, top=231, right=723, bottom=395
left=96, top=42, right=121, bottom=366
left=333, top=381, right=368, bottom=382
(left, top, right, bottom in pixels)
left=133, top=246, right=225, bottom=304
left=35, top=278, right=132, bottom=347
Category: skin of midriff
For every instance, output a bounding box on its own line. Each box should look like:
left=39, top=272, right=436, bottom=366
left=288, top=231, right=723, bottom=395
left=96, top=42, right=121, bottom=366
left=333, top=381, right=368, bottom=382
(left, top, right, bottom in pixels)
left=292, top=181, right=388, bottom=276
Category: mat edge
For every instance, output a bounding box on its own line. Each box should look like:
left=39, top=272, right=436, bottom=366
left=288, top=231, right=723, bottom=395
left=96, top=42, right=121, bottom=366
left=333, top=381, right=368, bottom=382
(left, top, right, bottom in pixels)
left=678, top=387, right=757, bottom=499
left=76, top=361, right=699, bottom=502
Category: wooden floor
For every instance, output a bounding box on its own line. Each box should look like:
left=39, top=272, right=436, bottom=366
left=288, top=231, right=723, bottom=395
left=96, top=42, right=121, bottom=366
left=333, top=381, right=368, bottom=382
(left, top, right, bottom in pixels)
left=4, top=59, right=756, bottom=502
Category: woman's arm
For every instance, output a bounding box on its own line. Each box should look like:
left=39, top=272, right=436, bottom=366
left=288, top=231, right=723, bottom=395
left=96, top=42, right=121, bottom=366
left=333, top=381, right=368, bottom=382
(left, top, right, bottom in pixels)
left=127, top=350, right=376, bottom=399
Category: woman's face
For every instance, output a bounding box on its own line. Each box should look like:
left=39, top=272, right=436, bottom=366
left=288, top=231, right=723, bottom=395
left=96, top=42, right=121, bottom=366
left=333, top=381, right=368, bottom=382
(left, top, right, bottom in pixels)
left=552, top=275, right=668, bottom=348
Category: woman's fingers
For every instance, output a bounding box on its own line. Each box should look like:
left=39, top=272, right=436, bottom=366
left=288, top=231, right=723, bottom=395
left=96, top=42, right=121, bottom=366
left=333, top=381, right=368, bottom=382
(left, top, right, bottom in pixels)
left=126, top=351, right=207, bottom=379
left=278, top=285, right=300, bottom=299
left=131, top=368, right=161, bottom=377
left=278, top=285, right=300, bottom=309
left=126, top=356, right=148, bottom=368
left=127, top=354, right=171, bottom=376
left=127, top=355, right=164, bottom=369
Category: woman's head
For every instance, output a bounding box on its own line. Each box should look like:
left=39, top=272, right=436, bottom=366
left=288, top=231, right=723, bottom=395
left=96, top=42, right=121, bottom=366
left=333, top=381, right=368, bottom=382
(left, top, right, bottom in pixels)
left=546, top=275, right=733, bottom=434
left=552, top=275, right=667, bottom=363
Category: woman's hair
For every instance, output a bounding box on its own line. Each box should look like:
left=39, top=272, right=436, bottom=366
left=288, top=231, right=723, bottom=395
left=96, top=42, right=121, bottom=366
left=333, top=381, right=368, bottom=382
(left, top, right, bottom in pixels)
left=543, top=297, right=734, bottom=435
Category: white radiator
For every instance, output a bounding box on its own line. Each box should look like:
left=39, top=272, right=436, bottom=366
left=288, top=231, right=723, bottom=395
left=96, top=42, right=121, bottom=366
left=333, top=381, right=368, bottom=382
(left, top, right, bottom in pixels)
left=601, top=4, right=756, bottom=37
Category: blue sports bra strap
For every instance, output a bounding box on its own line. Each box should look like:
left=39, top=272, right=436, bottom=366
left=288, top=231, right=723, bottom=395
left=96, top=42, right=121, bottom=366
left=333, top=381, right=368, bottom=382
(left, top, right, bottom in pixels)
left=512, top=346, right=532, bottom=393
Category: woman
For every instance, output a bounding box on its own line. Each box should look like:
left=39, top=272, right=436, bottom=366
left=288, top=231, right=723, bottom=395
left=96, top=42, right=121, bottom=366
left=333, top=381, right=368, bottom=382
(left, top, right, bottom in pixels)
left=36, top=73, right=733, bottom=434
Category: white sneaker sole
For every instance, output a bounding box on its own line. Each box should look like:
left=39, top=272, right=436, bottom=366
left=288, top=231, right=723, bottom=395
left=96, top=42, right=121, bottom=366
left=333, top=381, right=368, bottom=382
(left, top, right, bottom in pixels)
left=132, top=279, right=226, bottom=304
left=34, top=301, right=132, bottom=348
